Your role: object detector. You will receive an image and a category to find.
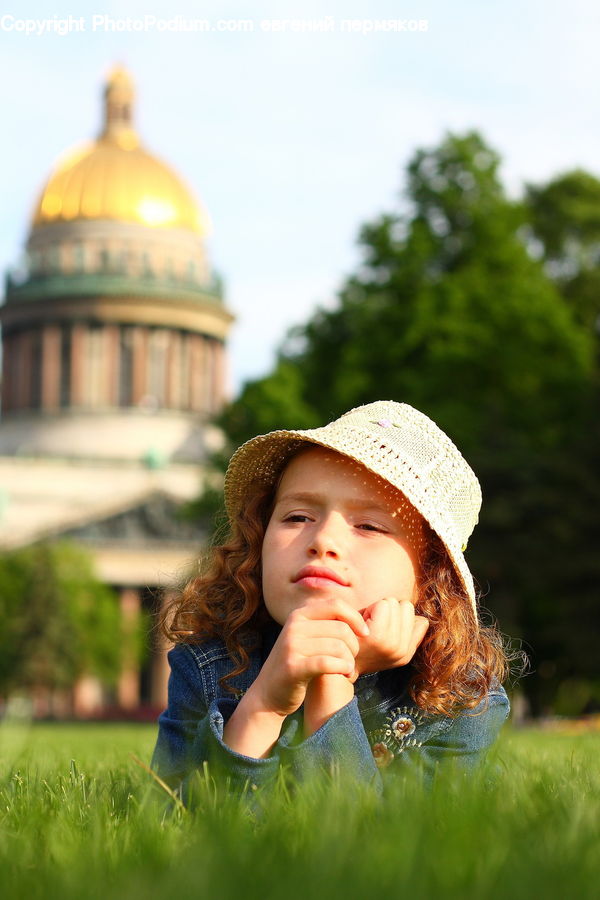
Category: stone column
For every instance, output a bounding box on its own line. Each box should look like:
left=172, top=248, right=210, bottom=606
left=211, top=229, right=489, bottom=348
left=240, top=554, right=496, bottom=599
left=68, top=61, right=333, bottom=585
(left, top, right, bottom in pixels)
left=151, top=590, right=173, bottom=709
left=148, top=328, right=168, bottom=408
left=179, top=333, right=190, bottom=410
left=208, top=340, right=216, bottom=413
left=41, top=324, right=61, bottom=411
left=151, top=650, right=170, bottom=710
left=16, top=331, right=33, bottom=409
left=1, top=333, right=14, bottom=412
left=86, top=326, right=105, bottom=408
left=131, top=326, right=149, bottom=406
left=189, top=334, right=204, bottom=413
left=70, top=323, right=86, bottom=407
left=213, top=340, right=226, bottom=411
left=167, top=330, right=182, bottom=409
left=203, top=337, right=213, bottom=413
left=117, top=588, right=141, bottom=710
left=72, top=676, right=104, bottom=718
left=105, top=324, right=120, bottom=407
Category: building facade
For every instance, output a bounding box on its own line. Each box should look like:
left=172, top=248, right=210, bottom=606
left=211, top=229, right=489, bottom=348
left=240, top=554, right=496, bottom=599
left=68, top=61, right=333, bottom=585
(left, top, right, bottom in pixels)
left=0, top=67, right=233, bottom=716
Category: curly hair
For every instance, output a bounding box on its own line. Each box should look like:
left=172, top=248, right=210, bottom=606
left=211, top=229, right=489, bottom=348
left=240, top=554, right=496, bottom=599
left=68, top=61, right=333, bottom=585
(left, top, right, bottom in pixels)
left=161, top=481, right=277, bottom=686
left=161, top=478, right=512, bottom=717
left=410, top=527, right=511, bottom=714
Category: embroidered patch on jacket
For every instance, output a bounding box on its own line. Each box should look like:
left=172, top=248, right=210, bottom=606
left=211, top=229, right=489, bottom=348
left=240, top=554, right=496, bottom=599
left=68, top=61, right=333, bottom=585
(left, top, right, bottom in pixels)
left=371, top=742, right=394, bottom=769
left=369, top=706, right=425, bottom=765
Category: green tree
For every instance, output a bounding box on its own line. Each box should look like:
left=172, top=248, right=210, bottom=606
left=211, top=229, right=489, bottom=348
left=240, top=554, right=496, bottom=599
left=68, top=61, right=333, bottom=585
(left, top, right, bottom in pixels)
left=522, top=169, right=600, bottom=712
left=230, top=135, right=592, bottom=457
left=525, top=169, right=600, bottom=332
left=292, top=135, right=590, bottom=452
left=0, top=541, right=126, bottom=697
left=218, top=132, right=598, bottom=715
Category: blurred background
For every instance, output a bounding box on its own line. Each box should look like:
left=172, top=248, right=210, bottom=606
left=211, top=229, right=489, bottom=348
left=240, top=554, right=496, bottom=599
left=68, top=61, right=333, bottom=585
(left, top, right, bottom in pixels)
left=1, top=0, right=599, bottom=722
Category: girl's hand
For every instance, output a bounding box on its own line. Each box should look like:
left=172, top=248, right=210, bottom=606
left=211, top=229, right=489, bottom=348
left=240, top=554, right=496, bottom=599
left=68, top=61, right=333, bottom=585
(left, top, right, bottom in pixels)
left=249, top=599, right=369, bottom=718
left=223, top=599, right=368, bottom=758
left=355, top=597, right=429, bottom=676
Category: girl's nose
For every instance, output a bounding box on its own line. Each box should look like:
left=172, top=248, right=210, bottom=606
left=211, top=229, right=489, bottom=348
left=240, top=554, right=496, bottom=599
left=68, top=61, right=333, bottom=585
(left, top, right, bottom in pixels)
left=307, top=517, right=343, bottom=558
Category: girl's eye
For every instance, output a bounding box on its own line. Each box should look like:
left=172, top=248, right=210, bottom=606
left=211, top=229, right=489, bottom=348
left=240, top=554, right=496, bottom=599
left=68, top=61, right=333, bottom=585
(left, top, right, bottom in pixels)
left=283, top=514, right=312, bottom=523
left=357, top=523, right=386, bottom=533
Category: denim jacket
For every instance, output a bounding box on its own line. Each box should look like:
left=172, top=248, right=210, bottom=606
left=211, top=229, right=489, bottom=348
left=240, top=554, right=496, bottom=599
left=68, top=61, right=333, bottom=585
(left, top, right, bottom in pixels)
left=152, top=625, right=510, bottom=794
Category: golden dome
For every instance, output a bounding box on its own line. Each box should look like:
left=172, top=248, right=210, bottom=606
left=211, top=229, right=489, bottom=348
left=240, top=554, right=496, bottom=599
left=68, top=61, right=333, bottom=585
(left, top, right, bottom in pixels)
left=32, top=66, right=207, bottom=234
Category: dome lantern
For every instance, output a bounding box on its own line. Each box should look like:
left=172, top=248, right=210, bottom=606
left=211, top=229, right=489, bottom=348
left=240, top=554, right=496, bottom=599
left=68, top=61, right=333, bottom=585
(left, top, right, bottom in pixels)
left=99, top=65, right=139, bottom=151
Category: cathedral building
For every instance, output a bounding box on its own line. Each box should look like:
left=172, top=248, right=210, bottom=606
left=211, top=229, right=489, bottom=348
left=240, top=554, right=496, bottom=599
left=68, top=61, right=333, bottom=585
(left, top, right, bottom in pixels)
left=0, top=67, right=233, bottom=715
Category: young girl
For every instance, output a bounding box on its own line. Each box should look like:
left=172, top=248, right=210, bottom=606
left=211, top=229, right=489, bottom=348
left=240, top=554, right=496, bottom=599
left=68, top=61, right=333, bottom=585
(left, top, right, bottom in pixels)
left=153, top=401, right=510, bottom=793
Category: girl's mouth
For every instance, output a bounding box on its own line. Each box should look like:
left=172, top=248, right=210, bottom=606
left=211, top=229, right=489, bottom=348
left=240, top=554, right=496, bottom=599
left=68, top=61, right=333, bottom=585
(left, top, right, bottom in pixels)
left=292, top=566, right=349, bottom=587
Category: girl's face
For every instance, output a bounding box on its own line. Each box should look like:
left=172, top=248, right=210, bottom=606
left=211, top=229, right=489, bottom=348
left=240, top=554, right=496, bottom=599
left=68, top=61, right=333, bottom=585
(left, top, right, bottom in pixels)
left=261, top=446, right=424, bottom=625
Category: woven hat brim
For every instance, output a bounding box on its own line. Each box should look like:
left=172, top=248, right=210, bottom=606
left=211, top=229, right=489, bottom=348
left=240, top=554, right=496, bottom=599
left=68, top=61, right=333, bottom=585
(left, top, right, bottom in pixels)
left=224, top=427, right=478, bottom=614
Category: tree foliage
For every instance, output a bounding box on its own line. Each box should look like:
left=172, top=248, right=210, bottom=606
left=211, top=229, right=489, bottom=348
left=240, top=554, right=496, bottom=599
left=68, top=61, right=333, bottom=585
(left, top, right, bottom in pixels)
left=216, top=131, right=599, bottom=715
left=525, top=169, right=600, bottom=332
left=0, top=541, right=126, bottom=697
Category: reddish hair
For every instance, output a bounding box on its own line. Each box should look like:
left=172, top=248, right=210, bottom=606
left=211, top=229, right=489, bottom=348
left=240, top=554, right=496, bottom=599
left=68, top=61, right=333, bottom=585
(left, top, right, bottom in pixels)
left=411, top=527, right=509, bottom=714
left=161, top=478, right=510, bottom=716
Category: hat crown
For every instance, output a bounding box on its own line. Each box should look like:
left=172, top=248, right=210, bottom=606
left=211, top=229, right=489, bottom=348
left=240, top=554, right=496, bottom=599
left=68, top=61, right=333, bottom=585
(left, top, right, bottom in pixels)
left=323, top=401, right=481, bottom=549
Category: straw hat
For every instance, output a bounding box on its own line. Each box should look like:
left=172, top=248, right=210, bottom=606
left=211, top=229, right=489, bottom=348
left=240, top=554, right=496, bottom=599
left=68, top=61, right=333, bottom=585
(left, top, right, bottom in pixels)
left=224, top=400, right=482, bottom=615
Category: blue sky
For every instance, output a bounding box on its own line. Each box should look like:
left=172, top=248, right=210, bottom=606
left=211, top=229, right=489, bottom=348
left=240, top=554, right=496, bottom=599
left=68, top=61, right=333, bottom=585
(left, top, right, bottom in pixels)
left=2, top=1, right=600, bottom=394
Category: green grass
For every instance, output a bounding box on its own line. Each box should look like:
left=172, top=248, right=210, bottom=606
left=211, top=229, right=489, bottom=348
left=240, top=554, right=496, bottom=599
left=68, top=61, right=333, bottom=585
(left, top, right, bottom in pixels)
left=1, top=722, right=599, bottom=899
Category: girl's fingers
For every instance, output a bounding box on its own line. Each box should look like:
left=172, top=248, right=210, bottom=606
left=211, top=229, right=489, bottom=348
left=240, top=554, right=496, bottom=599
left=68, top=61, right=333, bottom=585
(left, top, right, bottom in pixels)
left=294, top=598, right=370, bottom=637
left=393, top=598, right=417, bottom=655
left=409, top=615, right=429, bottom=652
left=295, top=619, right=360, bottom=657
left=303, top=656, right=355, bottom=677
left=296, top=635, right=358, bottom=664
left=371, top=597, right=411, bottom=653
left=379, top=598, right=428, bottom=661
left=394, top=610, right=429, bottom=663
left=366, top=598, right=393, bottom=631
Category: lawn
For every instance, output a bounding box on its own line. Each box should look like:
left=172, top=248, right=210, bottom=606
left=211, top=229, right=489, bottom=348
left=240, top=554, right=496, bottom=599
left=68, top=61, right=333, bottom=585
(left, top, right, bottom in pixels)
left=1, top=721, right=598, bottom=899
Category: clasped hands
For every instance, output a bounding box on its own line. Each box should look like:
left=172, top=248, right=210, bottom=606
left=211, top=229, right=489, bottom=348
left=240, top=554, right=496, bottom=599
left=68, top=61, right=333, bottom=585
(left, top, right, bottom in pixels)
left=250, top=596, right=429, bottom=720
left=290, top=596, right=428, bottom=737
left=224, top=597, right=429, bottom=756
